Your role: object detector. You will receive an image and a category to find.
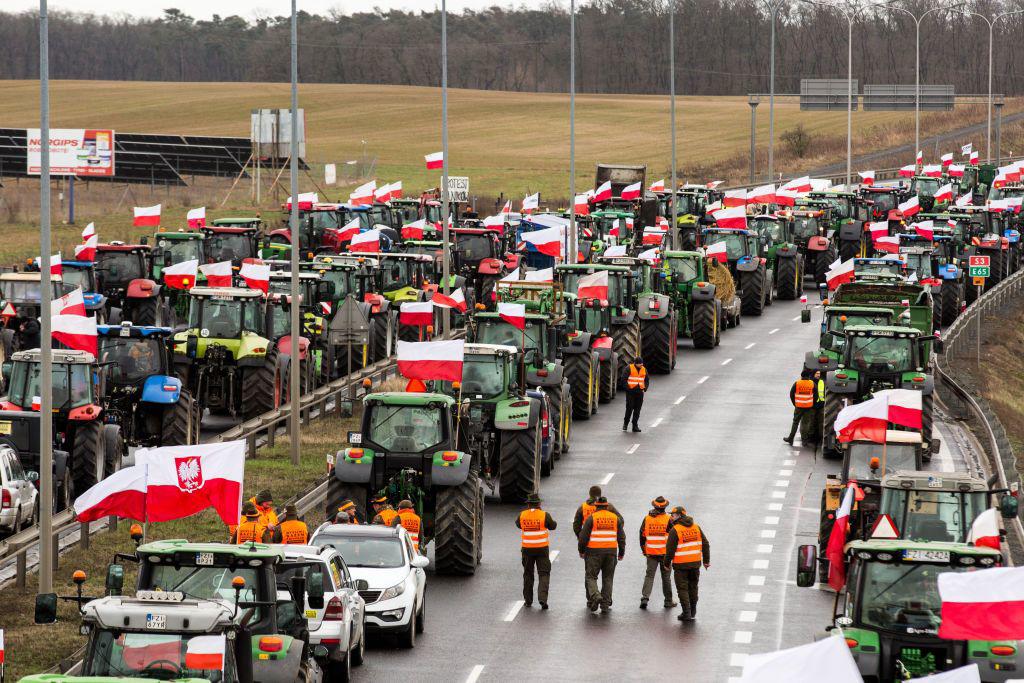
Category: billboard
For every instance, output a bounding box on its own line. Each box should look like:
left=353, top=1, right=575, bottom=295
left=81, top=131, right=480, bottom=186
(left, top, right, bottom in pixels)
left=250, top=109, right=306, bottom=161
left=27, top=128, right=115, bottom=177
left=863, top=85, right=955, bottom=111
left=800, top=79, right=858, bottom=111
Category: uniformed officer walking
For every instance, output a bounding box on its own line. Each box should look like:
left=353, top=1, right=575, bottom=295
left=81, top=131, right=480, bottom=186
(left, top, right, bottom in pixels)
left=622, top=357, right=649, bottom=432
left=371, top=494, right=399, bottom=525
left=577, top=497, right=625, bottom=613
left=392, top=500, right=422, bottom=553
left=516, top=493, right=556, bottom=609
left=232, top=502, right=269, bottom=544
left=639, top=496, right=677, bottom=609
left=272, top=504, right=309, bottom=544
left=663, top=506, right=710, bottom=621
left=573, top=485, right=622, bottom=536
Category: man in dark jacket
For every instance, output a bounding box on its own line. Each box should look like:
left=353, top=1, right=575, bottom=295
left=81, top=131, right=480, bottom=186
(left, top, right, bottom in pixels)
left=515, top=493, right=557, bottom=609
left=663, top=506, right=710, bottom=622
left=573, top=485, right=623, bottom=537
left=577, top=497, right=625, bottom=613
left=19, top=318, right=40, bottom=350
left=622, top=357, right=648, bottom=433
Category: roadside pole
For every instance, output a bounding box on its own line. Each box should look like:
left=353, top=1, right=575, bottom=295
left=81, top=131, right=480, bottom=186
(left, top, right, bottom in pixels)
left=441, top=0, right=452, bottom=336
left=567, top=0, right=576, bottom=265
left=289, top=0, right=301, bottom=467
left=968, top=256, right=990, bottom=367
left=38, top=0, right=54, bottom=595
left=669, top=0, right=678, bottom=247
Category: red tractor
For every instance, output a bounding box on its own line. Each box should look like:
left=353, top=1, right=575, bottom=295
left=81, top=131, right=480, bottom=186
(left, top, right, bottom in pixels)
left=94, top=244, right=163, bottom=325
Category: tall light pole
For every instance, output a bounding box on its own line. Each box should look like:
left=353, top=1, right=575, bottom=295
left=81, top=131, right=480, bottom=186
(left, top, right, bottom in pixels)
left=765, top=0, right=786, bottom=182
left=568, top=0, right=576, bottom=265
left=288, top=0, right=301, bottom=467
left=38, top=0, right=54, bottom=595
left=440, top=0, right=451, bottom=335
left=669, top=0, right=678, bottom=244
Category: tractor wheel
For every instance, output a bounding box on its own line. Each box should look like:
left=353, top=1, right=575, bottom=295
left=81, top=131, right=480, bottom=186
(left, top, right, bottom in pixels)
left=563, top=354, right=593, bottom=420
left=561, top=391, right=573, bottom=454
left=814, top=250, right=834, bottom=285
left=641, top=316, right=674, bottom=374
left=371, top=314, right=390, bottom=362
left=740, top=264, right=766, bottom=316
left=940, top=281, right=962, bottom=327
left=818, top=490, right=834, bottom=584
left=932, top=287, right=944, bottom=329
left=691, top=300, right=718, bottom=349
left=498, top=426, right=540, bottom=504
left=598, top=352, right=617, bottom=404
left=922, top=393, right=934, bottom=462
left=102, top=424, right=124, bottom=477
left=838, top=238, right=860, bottom=262
left=434, top=468, right=482, bottom=575
left=398, top=323, right=420, bottom=343
left=542, top=385, right=564, bottom=458
left=821, top=392, right=844, bottom=459
left=776, top=256, right=800, bottom=301
left=612, top=319, right=641, bottom=388
left=243, top=347, right=282, bottom=420
left=163, top=390, right=197, bottom=446
left=129, top=298, right=158, bottom=326
left=69, top=420, right=104, bottom=494
left=590, top=353, right=601, bottom=413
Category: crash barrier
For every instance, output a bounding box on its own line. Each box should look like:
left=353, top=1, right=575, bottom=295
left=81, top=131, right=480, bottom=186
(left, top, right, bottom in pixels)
left=935, top=268, right=1024, bottom=562
left=0, top=329, right=465, bottom=587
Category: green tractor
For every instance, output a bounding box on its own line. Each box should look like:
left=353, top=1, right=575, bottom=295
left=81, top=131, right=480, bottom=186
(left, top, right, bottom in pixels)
left=661, top=250, right=738, bottom=349
left=333, top=392, right=484, bottom=575
left=150, top=229, right=208, bottom=323
left=787, top=208, right=839, bottom=285
left=590, top=209, right=636, bottom=248
left=702, top=227, right=773, bottom=316
left=172, top=287, right=283, bottom=421
left=808, top=189, right=861, bottom=262
left=803, top=305, right=893, bottom=375
left=748, top=214, right=804, bottom=300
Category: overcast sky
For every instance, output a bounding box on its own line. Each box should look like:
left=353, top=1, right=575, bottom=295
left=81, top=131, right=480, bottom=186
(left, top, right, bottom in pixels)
left=5, top=0, right=549, bottom=19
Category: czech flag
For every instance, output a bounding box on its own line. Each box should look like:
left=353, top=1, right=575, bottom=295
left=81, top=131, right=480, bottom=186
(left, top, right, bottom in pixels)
left=498, top=302, right=526, bottom=330
left=397, top=339, right=464, bottom=382
left=133, top=204, right=161, bottom=227
left=163, top=259, right=198, bottom=290
left=199, top=261, right=233, bottom=288
left=521, top=226, right=563, bottom=257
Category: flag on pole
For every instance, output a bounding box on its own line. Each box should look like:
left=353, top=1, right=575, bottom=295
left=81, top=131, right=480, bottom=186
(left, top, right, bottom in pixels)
left=621, top=182, right=642, bottom=201
left=396, top=339, right=464, bottom=381
left=73, top=464, right=148, bottom=522
left=187, top=206, right=206, bottom=229
left=970, top=151, right=979, bottom=165
left=714, top=206, right=747, bottom=230
left=938, top=567, right=1024, bottom=641
left=163, top=259, right=198, bottom=291
left=834, top=394, right=889, bottom=443
left=521, top=226, right=563, bottom=257
left=649, top=179, right=666, bottom=192
left=899, top=164, right=916, bottom=177
left=401, top=218, right=427, bottom=240
left=573, top=193, right=591, bottom=216
left=873, top=388, right=923, bottom=428
left=941, top=152, right=954, bottom=167
left=349, top=180, right=376, bottom=206
left=498, top=302, right=526, bottom=330
left=136, top=441, right=246, bottom=526
left=52, top=287, right=87, bottom=316
left=934, top=184, right=954, bottom=203
left=874, top=235, right=900, bottom=254
left=285, top=192, right=317, bottom=209
left=922, top=164, right=942, bottom=178
left=349, top=229, right=381, bottom=253
left=910, top=220, right=934, bottom=241
left=338, top=218, right=362, bottom=242
left=133, top=204, right=161, bottom=227
left=825, top=258, right=856, bottom=290
left=425, top=152, right=444, bottom=170
left=916, top=150, right=923, bottom=164
left=521, top=193, right=540, bottom=213
left=239, top=261, right=270, bottom=293
left=826, top=484, right=857, bottom=590
left=399, top=301, right=434, bottom=327
left=858, top=171, right=875, bottom=186
left=747, top=184, right=776, bottom=204
left=185, top=635, right=226, bottom=673
left=967, top=508, right=1001, bottom=550
left=577, top=270, right=609, bottom=300
left=723, top=189, right=747, bottom=208
left=704, top=241, right=729, bottom=263
left=199, top=261, right=233, bottom=288
left=431, top=288, right=467, bottom=312
left=961, top=143, right=973, bottom=156
left=948, top=164, right=965, bottom=178
left=525, top=267, right=553, bottom=282
left=51, top=313, right=98, bottom=355
left=706, top=180, right=724, bottom=189
left=898, top=196, right=921, bottom=218
left=739, top=636, right=862, bottom=683
left=76, top=233, right=99, bottom=264
left=593, top=181, right=613, bottom=203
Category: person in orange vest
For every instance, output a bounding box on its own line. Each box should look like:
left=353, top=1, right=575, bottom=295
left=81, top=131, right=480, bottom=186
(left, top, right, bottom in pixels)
left=232, top=502, right=269, bottom=544
left=783, top=370, right=816, bottom=445
left=622, top=357, right=648, bottom=433
left=370, top=494, right=399, bottom=525
left=334, top=499, right=361, bottom=524
left=272, top=504, right=309, bottom=544
left=229, top=489, right=279, bottom=538
left=572, top=485, right=623, bottom=537
left=516, top=493, right=557, bottom=609
left=577, top=497, right=625, bottom=613
left=639, top=496, right=677, bottom=610
left=391, top=499, right=423, bottom=553
left=663, top=506, right=710, bottom=622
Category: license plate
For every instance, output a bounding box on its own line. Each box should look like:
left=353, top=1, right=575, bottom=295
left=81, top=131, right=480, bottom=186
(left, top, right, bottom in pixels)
left=146, top=613, right=167, bottom=630
left=927, top=476, right=943, bottom=488
left=0, top=421, right=11, bottom=435
left=195, top=552, right=214, bottom=566
left=304, top=609, right=317, bottom=618
left=904, top=549, right=950, bottom=563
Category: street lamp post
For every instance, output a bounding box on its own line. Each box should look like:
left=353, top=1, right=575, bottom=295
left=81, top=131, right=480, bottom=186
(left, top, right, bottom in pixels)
left=568, top=0, right=576, bottom=265
left=765, top=0, right=786, bottom=182
left=441, top=0, right=451, bottom=335
left=669, top=0, right=678, bottom=245
left=749, top=98, right=759, bottom=184
left=288, top=0, right=301, bottom=467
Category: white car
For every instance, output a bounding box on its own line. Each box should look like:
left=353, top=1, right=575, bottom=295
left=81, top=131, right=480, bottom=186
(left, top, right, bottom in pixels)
left=0, top=444, right=37, bottom=534
left=310, top=523, right=427, bottom=648
left=278, top=545, right=367, bottom=681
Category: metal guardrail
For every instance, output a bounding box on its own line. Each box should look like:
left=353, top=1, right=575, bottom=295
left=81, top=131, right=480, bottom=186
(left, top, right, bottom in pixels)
left=934, top=268, right=1024, bottom=562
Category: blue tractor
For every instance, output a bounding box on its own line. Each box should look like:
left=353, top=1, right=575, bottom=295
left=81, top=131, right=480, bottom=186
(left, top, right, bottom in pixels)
left=61, top=260, right=108, bottom=321
left=96, top=323, right=201, bottom=447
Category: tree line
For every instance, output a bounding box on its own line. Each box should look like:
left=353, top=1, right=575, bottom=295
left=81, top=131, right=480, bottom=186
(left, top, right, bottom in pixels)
left=0, top=0, right=1022, bottom=96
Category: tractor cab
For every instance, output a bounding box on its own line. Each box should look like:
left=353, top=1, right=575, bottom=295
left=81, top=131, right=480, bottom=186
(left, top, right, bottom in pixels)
left=59, top=261, right=107, bottom=316
left=852, top=257, right=907, bottom=281
left=346, top=252, right=430, bottom=305
left=804, top=305, right=893, bottom=373
left=831, top=325, right=932, bottom=391
left=910, top=175, right=945, bottom=212
left=150, top=230, right=207, bottom=279
left=859, top=186, right=904, bottom=222
left=391, top=198, right=422, bottom=225
left=452, top=228, right=508, bottom=275
left=702, top=227, right=760, bottom=271
left=590, top=210, right=635, bottom=247
left=94, top=244, right=162, bottom=325
left=201, top=224, right=261, bottom=266
left=2, top=349, right=96, bottom=415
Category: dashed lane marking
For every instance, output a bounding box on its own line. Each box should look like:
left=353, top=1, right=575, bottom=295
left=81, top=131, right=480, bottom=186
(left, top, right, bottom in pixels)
left=649, top=418, right=663, bottom=428
left=771, top=491, right=787, bottom=499
left=550, top=550, right=560, bottom=562
left=738, top=610, right=758, bottom=623
left=503, top=601, right=525, bottom=622
left=769, top=328, right=780, bottom=334
left=767, top=503, right=783, bottom=511
left=745, top=342, right=756, bottom=349
left=783, top=459, right=796, bottom=466
left=791, top=315, right=801, bottom=321
left=774, top=480, right=790, bottom=487
left=674, top=395, right=686, bottom=405
left=729, top=653, right=748, bottom=667
left=760, top=530, right=777, bottom=539
left=466, top=665, right=485, bottom=683
left=600, top=472, right=615, bottom=485
left=698, top=375, right=710, bottom=384
left=722, top=358, right=733, bottom=366
left=778, top=469, right=793, bottom=476
left=734, top=631, right=753, bottom=644
left=626, top=444, right=639, bottom=455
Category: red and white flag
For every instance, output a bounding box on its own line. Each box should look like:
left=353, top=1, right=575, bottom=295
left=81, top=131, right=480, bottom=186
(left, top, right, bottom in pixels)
left=339, top=218, right=362, bottom=242
left=187, top=206, right=206, bottom=229
left=723, top=189, right=747, bottom=208
left=911, top=220, right=934, bottom=241
left=866, top=221, right=889, bottom=240
left=826, top=484, right=856, bottom=590
left=239, top=261, right=270, bottom=293
left=573, top=193, right=591, bottom=216
left=938, top=567, right=1024, bottom=641
left=73, top=464, right=148, bottom=523
left=621, top=182, right=642, bottom=201
left=374, top=182, right=394, bottom=203
left=425, top=151, right=444, bottom=170
left=397, top=339, right=464, bottom=382
left=349, top=229, right=381, bottom=253
left=858, top=171, right=875, bottom=186
left=521, top=226, right=563, bottom=257
left=349, top=180, right=376, bottom=206
left=593, top=181, right=613, bottom=203
left=934, top=183, right=954, bottom=203
left=285, top=192, right=317, bottom=209
left=76, top=233, right=98, bottom=263
left=199, top=261, right=233, bottom=288
left=52, top=313, right=98, bottom=355
left=704, top=241, right=729, bottom=263
left=916, top=150, right=923, bottom=164
left=781, top=176, right=812, bottom=193
left=899, top=164, right=916, bottom=178
left=941, top=152, right=954, bottom=167
left=81, top=222, right=95, bottom=242
left=577, top=270, right=609, bottom=300
left=874, top=235, right=900, bottom=254
left=431, top=288, right=467, bottom=312
left=39, top=254, right=61, bottom=276
left=923, top=164, right=942, bottom=178
left=401, top=218, right=427, bottom=240
left=52, top=288, right=87, bottom=317
left=498, top=302, right=526, bottom=330
left=649, top=179, right=666, bottom=192
left=482, top=214, right=505, bottom=229
left=185, top=635, right=226, bottom=673
left=967, top=508, right=1001, bottom=551
left=970, top=150, right=979, bottom=165
left=747, top=184, right=776, bottom=204
left=500, top=267, right=521, bottom=282
left=714, top=205, right=747, bottom=230
left=525, top=267, right=553, bottom=282
left=825, top=258, right=855, bottom=290
left=956, top=193, right=973, bottom=208
left=399, top=301, right=434, bottom=327
left=133, top=204, right=161, bottom=227
left=603, top=244, right=627, bottom=258
left=500, top=199, right=513, bottom=214
left=522, top=193, right=540, bottom=213
left=874, top=388, right=923, bottom=429
left=898, top=195, right=921, bottom=218
left=637, top=247, right=660, bottom=262
left=163, top=259, right=198, bottom=291
left=642, top=227, right=664, bottom=245
left=137, top=441, right=245, bottom=526
left=834, top=394, right=888, bottom=443
left=740, top=636, right=862, bottom=683
left=706, top=180, right=724, bottom=189
left=320, top=302, right=332, bottom=316
left=948, top=163, right=965, bottom=178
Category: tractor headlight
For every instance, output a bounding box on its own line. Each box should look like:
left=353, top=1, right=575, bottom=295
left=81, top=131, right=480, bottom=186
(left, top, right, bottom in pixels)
left=379, top=581, right=406, bottom=602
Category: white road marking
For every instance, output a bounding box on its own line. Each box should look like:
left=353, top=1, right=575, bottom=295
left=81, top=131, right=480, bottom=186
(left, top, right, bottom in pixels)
left=752, top=559, right=769, bottom=570
left=763, top=516, right=780, bottom=525
left=698, top=375, right=710, bottom=384
left=650, top=417, right=663, bottom=428
left=721, top=358, right=733, bottom=366
left=769, top=328, right=780, bottom=334
left=771, top=491, right=787, bottom=499
left=756, top=544, right=773, bottom=553
left=738, top=610, right=758, bottom=623
left=674, top=395, right=686, bottom=405
left=791, top=315, right=802, bottom=321
left=778, top=469, right=793, bottom=476
left=466, top=665, right=486, bottom=683
left=600, top=472, right=615, bottom=485
left=729, top=653, right=749, bottom=667
left=783, top=459, right=796, bottom=466
left=745, top=342, right=756, bottom=350
left=742, top=592, right=762, bottom=603
left=774, top=480, right=790, bottom=487
left=626, top=444, right=639, bottom=455
left=748, top=575, right=766, bottom=586
left=760, top=530, right=777, bottom=539
left=767, top=503, right=783, bottom=511
left=734, top=631, right=753, bottom=644
left=503, top=601, right=525, bottom=622
left=550, top=550, right=560, bottom=562
left=797, top=506, right=819, bottom=513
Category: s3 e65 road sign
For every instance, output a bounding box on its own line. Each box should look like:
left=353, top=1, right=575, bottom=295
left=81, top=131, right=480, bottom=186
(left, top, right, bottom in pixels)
left=968, top=255, right=990, bottom=278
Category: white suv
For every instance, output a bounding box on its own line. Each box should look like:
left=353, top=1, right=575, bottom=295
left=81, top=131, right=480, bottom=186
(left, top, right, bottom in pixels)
left=278, top=545, right=367, bottom=681
left=0, top=445, right=37, bottom=535
left=310, top=523, right=427, bottom=648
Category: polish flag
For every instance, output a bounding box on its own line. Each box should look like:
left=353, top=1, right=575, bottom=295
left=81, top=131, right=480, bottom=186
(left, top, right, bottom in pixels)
left=52, top=313, right=98, bottom=355
left=522, top=193, right=540, bottom=214
left=431, top=287, right=467, bottom=312
left=500, top=199, right=513, bottom=214
left=899, top=164, right=916, bottom=178
left=521, top=226, right=563, bottom=257
left=774, top=187, right=799, bottom=206
left=938, top=567, right=1024, bottom=641
left=656, top=215, right=669, bottom=230
left=740, top=637, right=862, bottom=683
left=948, top=164, right=965, bottom=178
left=186, top=206, right=206, bottom=229
left=934, top=183, right=954, bottom=203
left=911, top=220, right=934, bottom=241
left=603, top=244, right=627, bottom=258
left=425, top=152, right=444, bottom=170
left=339, top=218, right=362, bottom=242
left=782, top=176, right=812, bottom=193
left=649, top=179, right=666, bottom=192
left=967, top=508, right=1002, bottom=551
left=81, top=222, right=96, bottom=242
left=399, top=301, right=434, bottom=327
left=898, top=196, right=921, bottom=218
left=482, top=214, right=505, bottom=229
left=593, top=181, right=613, bottom=203
left=704, top=241, right=729, bottom=263
left=834, top=394, right=889, bottom=443
left=500, top=268, right=521, bottom=282
left=71, top=233, right=96, bottom=260
left=239, top=261, right=270, bottom=293
left=397, top=339, right=464, bottom=382
left=962, top=143, right=973, bottom=155
left=285, top=192, right=317, bottom=210
left=956, top=193, right=974, bottom=208
left=825, top=258, right=856, bottom=290
left=706, top=200, right=722, bottom=214
left=73, top=464, right=148, bottom=523
left=714, top=206, right=747, bottom=230
left=874, top=235, right=901, bottom=254
left=525, top=267, right=553, bottom=282
left=185, top=635, right=226, bottom=673
left=199, top=261, right=233, bottom=288
left=874, top=388, right=923, bottom=429
left=723, top=189, right=747, bottom=208
left=44, top=253, right=62, bottom=276
left=137, top=441, right=245, bottom=526
left=401, top=218, right=427, bottom=240
left=374, top=183, right=393, bottom=203
left=349, top=229, right=381, bottom=253
left=866, top=221, right=889, bottom=240
left=706, top=180, right=724, bottom=190
left=637, top=247, right=660, bottom=262
left=577, top=270, right=609, bottom=300
left=133, top=204, right=161, bottom=227
left=389, top=181, right=404, bottom=200
left=642, top=227, right=665, bottom=245
left=30, top=396, right=41, bottom=411
left=52, top=288, right=87, bottom=316
left=858, top=171, right=875, bottom=186
left=916, top=150, right=923, bottom=164
left=573, top=193, right=591, bottom=215
left=498, top=302, right=526, bottom=330
left=163, top=259, right=198, bottom=291
left=923, top=164, right=942, bottom=178
left=970, top=151, right=979, bottom=165
left=349, top=180, right=376, bottom=206
left=941, top=152, right=954, bottom=167
left=826, top=484, right=857, bottom=591
left=747, top=184, right=776, bottom=204
left=621, top=182, right=642, bottom=201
